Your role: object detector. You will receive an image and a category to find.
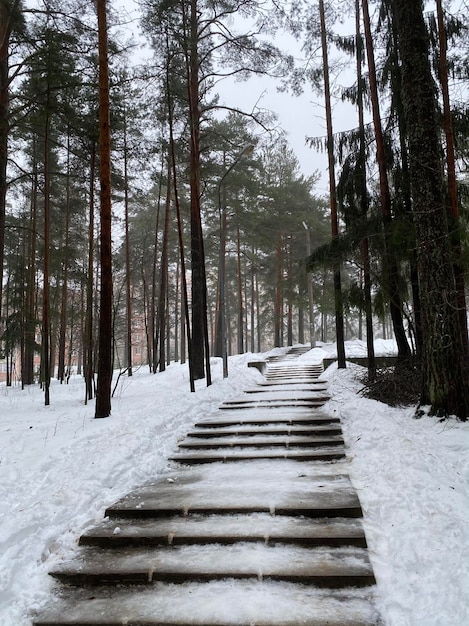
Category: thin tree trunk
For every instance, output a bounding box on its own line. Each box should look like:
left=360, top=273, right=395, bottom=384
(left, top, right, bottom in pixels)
left=95, top=0, right=113, bottom=418
left=174, top=255, right=179, bottom=362
left=0, top=1, right=17, bottom=324
left=24, top=145, right=38, bottom=386
left=58, top=132, right=72, bottom=383
left=236, top=225, right=244, bottom=354
left=250, top=260, right=255, bottom=353
left=123, top=109, right=133, bottom=376
left=287, top=241, right=293, bottom=346
left=167, top=45, right=194, bottom=390
left=319, top=0, right=346, bottom=368
left=84, top=146, right=96, bottom=403
left=42, top=105, right=51, bottom=406
left=150, top=160, right=163, bottom=373
left=158, top=161, right=171, bottom=373
left=356, top=0, right=375, bottom=379
left=274, top=234, right=283, bottom=347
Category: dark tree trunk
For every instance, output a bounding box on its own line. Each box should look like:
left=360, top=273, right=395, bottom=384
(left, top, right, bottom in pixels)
left=42, top=105, right=51, bottom=406
left=23, top=149, right=38, bottom=386
left=0, top=1, right=16, bottom=324
left=362, top=0, right=410, bottom=360
left=158, top=161, right=171, bottom=373
left=236, top=226, right=244, bottom=354
left=185, top=0, right=210, bottom=382
left=95, top=0, right=113, bottom=418
left=436, top=0, right=469, bottom=357
left=393, top=0, right=469, bottom=419
left=123, top=111, right=132, bottom=376
left=274, top=234, right=283, bottom=347
left=84, top=146, right=96, bottom=403
left=356, top=0, right=375, bottom=379
left=167, top=57, right=194, bottom=390
left=58, top=133, right=72, bottom=383
left=319, top=0, right=346, bottom=368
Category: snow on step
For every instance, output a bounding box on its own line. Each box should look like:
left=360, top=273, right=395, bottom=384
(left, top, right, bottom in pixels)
left=186, top=424, right=343, bottom=437
left=33, top=580, right=381, bottom=626
left=49, top=543, right=375, bottom=587
left=105, top=463, right=360, bottom=518
left=219, top=400, right=330, bottom=410
left=194, top=409, right=340, bottom=427
left=80, top=514, right=367, bottom=548
left=169, top=447, right=345, bottom=464
left=245, top=384, right=329, bottom=393
left=257, top=378, right=326, bottom=386
left=225, top=390, right=330, bottom=402
left=177, top=434, right=344, bottom=449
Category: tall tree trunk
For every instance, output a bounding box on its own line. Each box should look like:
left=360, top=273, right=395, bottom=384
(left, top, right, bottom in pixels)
left=42, top=105, right=51, bottom=406
left=274, top=234, right=283, bottom=347
left=0, top=1, right=17, bottom=324
left=362, top=0, right=410, bottom=359
left=95, top=0, right=113, bottom=418
left=183, top=0, right=210, bottom=382
left=167, top=52, right=194, bottom=390
left=150, top=162, right=163, bottom=373
left=84, top=146, right=96, bottom=403
left=23, top=146, right=38, bottom=386
left=319, top=0, right=346, bottom=368
left=58, top=132, right=72, bottom=383
left=286, top=242, right=293, bottom=346
left=158, top=161, right=171, bottom=373
left=436, top=0, right=469, bottom=357
left=356, top=0, right=375, bottom=379
left=393, top=0, right=469, bottom=419
left=123, top=109, right=132, bottom=376
left=236, top=225, right=244, bottom=354
left=250, top=259, right=255, bottom=353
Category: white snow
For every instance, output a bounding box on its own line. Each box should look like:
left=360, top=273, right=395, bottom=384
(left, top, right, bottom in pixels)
left=0, top=341, right=468, bottom=625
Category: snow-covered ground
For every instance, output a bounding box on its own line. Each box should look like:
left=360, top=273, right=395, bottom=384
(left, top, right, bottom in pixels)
left=0, top=340, right=467, bottom=625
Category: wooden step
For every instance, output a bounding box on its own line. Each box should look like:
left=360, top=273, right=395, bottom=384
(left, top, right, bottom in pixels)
left=104, top=471, right=359, bottom=519
left=49, top=544, right=376, bottom=587
left=33, top=581, right=381, bottom=625
left=186, top=424, right=343, bottom=437
left=169, top=448, right=345, bottom=464
left=219, top=400, right=330, bottom=410
left=177, top=434, right=344, bottom=449
left=193, top=414, right=340, bottom=428
left=79, top=514, right=367, bottom=548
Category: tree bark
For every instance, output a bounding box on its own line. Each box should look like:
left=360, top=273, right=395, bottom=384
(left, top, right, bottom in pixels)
left=393, top=0, right=469, bottom=419
left=356, top=0, right=375, bottom=379
left=158, top=161, right=171, bottom=373
left=362, top=0, right=410, bottom=360
left=42, top=102, right=51, bottom=406
left=58, top=132, right=72, bottom=383
left=123, top=109, right=132, bottom=376
left=236, top=225, right=244, bottom=354
left=95, top=0, right=113, bottom=418
left=84, top=145, right=96, bottom=403
left=319, top=0, right=346, bottom=368
left=274, top=234, right=283, bottom=347
left=436, top=0, right=469, bottom=357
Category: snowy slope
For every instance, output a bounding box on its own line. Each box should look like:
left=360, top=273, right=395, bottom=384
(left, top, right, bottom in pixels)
left=0, top=341, right=468, bottom=625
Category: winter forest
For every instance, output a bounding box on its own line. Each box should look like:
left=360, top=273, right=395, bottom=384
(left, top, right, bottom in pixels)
left=1, top=0, right=469, bottom=419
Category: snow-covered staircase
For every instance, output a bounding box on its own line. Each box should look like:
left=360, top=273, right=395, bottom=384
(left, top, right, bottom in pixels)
left=33, top=346, right=382, bottom=625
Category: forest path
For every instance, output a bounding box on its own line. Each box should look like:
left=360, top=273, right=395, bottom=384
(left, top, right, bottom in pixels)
left=33, top=346, right=382, bottom=626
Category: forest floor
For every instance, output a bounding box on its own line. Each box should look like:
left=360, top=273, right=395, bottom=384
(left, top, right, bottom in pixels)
left=0, top=339, right=468, bottom=625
